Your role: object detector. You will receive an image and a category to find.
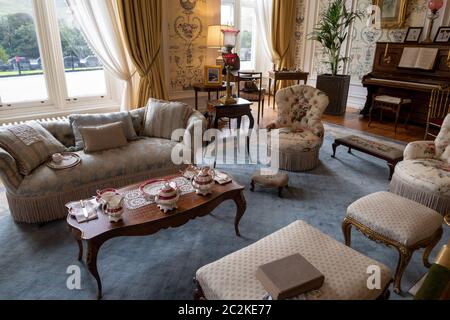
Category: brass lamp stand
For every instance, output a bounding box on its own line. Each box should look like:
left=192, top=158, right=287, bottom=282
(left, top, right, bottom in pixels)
left=220, top=64, right=236, bottom=105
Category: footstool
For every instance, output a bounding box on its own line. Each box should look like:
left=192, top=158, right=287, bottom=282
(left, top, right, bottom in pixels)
left=343, top=192, right=444, bottom=294
left=194, top=221, right=393, bottom=300
left=250, top=172, right=289, bottom=197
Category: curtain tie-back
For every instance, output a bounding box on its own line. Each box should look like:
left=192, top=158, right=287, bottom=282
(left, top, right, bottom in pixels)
left=128, top=45, right=161, bottom=81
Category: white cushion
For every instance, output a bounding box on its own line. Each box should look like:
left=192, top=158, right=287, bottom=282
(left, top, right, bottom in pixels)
left=394, top=159, right=450, bottom=196
left=274, top=129, right=323, bottom=153
left=375, top=95, right=411, bottom=105
left=347, top=192, right=443, bottom=246
left=196, top=220, right=392, bottom=300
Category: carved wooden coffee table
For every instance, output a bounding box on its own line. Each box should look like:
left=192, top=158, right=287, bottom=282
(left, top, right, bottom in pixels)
left=67, top=175, right=246, bottom=299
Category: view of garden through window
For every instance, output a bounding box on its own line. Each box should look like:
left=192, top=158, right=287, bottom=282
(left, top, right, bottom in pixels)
left=0, top=0, right=107, bottom=105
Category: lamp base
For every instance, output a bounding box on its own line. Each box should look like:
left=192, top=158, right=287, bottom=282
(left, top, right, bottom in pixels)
left=219, top=95, right=237, bottom=105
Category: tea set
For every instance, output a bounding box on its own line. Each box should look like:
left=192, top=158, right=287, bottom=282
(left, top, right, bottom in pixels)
left=94, top=166, right=228, bottom=222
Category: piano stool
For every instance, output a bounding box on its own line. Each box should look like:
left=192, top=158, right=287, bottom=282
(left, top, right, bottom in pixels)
left=369, top=95, right=412, bottom=133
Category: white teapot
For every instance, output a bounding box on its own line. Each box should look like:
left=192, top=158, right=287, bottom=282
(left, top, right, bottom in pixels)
left=192, top=167, right=215, bottom=196
left=155, top=182, right=181, bottom=213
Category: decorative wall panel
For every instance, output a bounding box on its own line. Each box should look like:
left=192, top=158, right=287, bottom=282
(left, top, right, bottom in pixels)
left=168, top=0, right=208, bottom=92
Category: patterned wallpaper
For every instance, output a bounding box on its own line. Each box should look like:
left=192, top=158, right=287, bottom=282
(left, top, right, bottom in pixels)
left=294, top=0, right=306, bottom=69
left=348, top=0, right=428, bottom=82
left=167, top=0, right=208, bottom=92
left=303, top=0, right=429, bottom=81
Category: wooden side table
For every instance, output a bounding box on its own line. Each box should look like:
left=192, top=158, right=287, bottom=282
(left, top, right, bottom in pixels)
left=268, top=71, right=309, bottom=109
left=207, top=98, right=254, bottom=159
left=193, top=83, right=228, bottom=110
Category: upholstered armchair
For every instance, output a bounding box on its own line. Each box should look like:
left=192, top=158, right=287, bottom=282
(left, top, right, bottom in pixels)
left=268, top=85, right=329, bottom=172
left=390, top=114, right=450, bottom=215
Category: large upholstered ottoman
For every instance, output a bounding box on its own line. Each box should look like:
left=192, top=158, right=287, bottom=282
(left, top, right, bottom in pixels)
left=195, top=221, right=392, bottom=300
left=390, top=159, right=450, bottom=215
left=343, top=192, right=444, bottom=294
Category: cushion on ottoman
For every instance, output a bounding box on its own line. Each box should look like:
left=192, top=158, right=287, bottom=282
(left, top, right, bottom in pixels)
left=196, top=220, right=392, bottom=300
left=347, top=192, right=443, bottom=246
left=251, top=172, right=289, bottom=188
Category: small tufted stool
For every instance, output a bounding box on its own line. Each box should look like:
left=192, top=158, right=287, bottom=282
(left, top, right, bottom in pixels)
left=194, top=221, right=393, bottom=300
left=343, top=192, right=444, bottom=294
left=250, top=172, right=289, bottom=197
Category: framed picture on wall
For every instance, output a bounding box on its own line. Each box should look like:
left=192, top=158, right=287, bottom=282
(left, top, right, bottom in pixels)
left=204, top=66, right=222, bottom=86
left=434, top=26, right=450, bottom=43
left=374, top=0, right=408, bottom=28
left=404, top=27, right=423, bottom=43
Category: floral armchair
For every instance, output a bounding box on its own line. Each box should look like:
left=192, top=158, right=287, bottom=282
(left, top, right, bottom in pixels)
left=268, top=85, right=329, bottom=172
left=390, top=114, right=450, bottom=215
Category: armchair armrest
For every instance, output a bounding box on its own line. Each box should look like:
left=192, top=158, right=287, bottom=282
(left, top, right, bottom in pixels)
left=307, top=120, right=325, bottom=139
left=404, top=141, right=436, bottom=161
left=184, top=111, right=207, bottom=163
left=0, top=147, right=23, bottom=190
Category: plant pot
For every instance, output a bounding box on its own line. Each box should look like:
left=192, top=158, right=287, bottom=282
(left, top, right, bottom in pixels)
left=316, top=74, right=351, bottom=116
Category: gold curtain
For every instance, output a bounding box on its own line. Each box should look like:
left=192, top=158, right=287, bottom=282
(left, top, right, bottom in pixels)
left=272, top=0, right=296, bottom=88
left=117, top=0, right=168, bottom=108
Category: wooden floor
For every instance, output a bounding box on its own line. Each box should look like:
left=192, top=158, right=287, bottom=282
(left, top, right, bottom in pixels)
left=254, top=101, right=425, bottom=143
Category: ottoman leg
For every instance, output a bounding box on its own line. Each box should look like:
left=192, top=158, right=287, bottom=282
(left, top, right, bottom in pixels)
left=394, top=247, right=412, bottom=294
left=423, top=227, right=443, bottom=268
left=342, top=219, right=353, bottom=247
left=332, top=143, right=338, bottom=158
left=278, top=187, right=283, bottom=198
left=250, top=180, right=255, bottom=192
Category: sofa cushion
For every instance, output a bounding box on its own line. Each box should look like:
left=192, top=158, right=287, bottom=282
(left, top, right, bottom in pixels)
left=79, top=122, right=128, bottom=153
left=196, top=221, right=392, bottom=300
left=69, top=112, right=138, bottom=150
left=0, top=121, right=66, bottom=176
left=347, top=192, right=443, bottom=246
left=17, top=138, right=179, bottom=196
left=40, top=120, right=75, bottom=148
left=143, top=98, right=193, bottom=140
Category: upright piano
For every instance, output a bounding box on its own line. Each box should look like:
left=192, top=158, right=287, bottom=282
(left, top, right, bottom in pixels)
left=361, top=42, right=450, bottom=125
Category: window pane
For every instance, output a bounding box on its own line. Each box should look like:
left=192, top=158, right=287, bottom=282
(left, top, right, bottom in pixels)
left=221, top=4, right=234, bottom=26
left=56, top=0, right=107, bottom=98
left=240, top=6, right=256, bottom=70
left=0, top=0, right=48, bottom=104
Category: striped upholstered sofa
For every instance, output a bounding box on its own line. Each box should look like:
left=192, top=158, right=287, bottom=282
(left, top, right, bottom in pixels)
left=0, top=108, right=206, bottom=224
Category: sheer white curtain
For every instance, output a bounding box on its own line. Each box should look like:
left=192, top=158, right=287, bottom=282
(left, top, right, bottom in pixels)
left=256, top=0, right=276, bottom=65
left=67, top=0, right=134, bottom=110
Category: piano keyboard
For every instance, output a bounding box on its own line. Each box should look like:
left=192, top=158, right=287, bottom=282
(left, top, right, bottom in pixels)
left=366, top=78, right=441, bottom=91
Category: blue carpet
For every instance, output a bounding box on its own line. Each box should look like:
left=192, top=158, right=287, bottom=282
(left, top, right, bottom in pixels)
left=0, top=129, right=448, bottom=300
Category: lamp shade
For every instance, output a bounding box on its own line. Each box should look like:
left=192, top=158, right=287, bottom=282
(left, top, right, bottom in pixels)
left=207, top=25, right=224, bottom=48
left=222, top=27, right=240, bottom=48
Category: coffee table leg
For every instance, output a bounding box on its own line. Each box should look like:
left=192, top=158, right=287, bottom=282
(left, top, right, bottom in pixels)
left=233, top=190, right=247, bottom=237
left=87, top=240, right=103, bottom=300
left=77, top=239, right=83, bottom=262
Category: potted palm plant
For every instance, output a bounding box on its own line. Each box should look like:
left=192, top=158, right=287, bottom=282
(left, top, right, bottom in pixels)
left=309, top=0, right=363, bottom=115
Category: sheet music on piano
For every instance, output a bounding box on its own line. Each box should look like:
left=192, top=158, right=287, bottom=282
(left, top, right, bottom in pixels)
left=398, top=47, right=439, bottom=71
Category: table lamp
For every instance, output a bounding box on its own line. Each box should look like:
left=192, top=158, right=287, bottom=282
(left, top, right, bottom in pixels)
left=423, top=0, right=444, bottom=43
left=207, top=25, right=225, bottom=65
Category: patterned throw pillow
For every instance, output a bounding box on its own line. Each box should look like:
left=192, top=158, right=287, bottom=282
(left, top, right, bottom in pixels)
left=143, top=98, right=193, bottom=141
left=0, top=121, right=66, bottom=176
left=69, top=112, right=138, bottom=150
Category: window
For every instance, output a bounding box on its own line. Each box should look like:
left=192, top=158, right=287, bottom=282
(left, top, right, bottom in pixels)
left=56, top=0, right=107, bottom=98
left=220, top=0, right=258, bottom=70
left=0, top=0, right=48, bottom=104
left=239, top=1, right=257, bottom=70
left=221, top=1, right=235, bottom=26
left=0, top=0, right=116, bottom=118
